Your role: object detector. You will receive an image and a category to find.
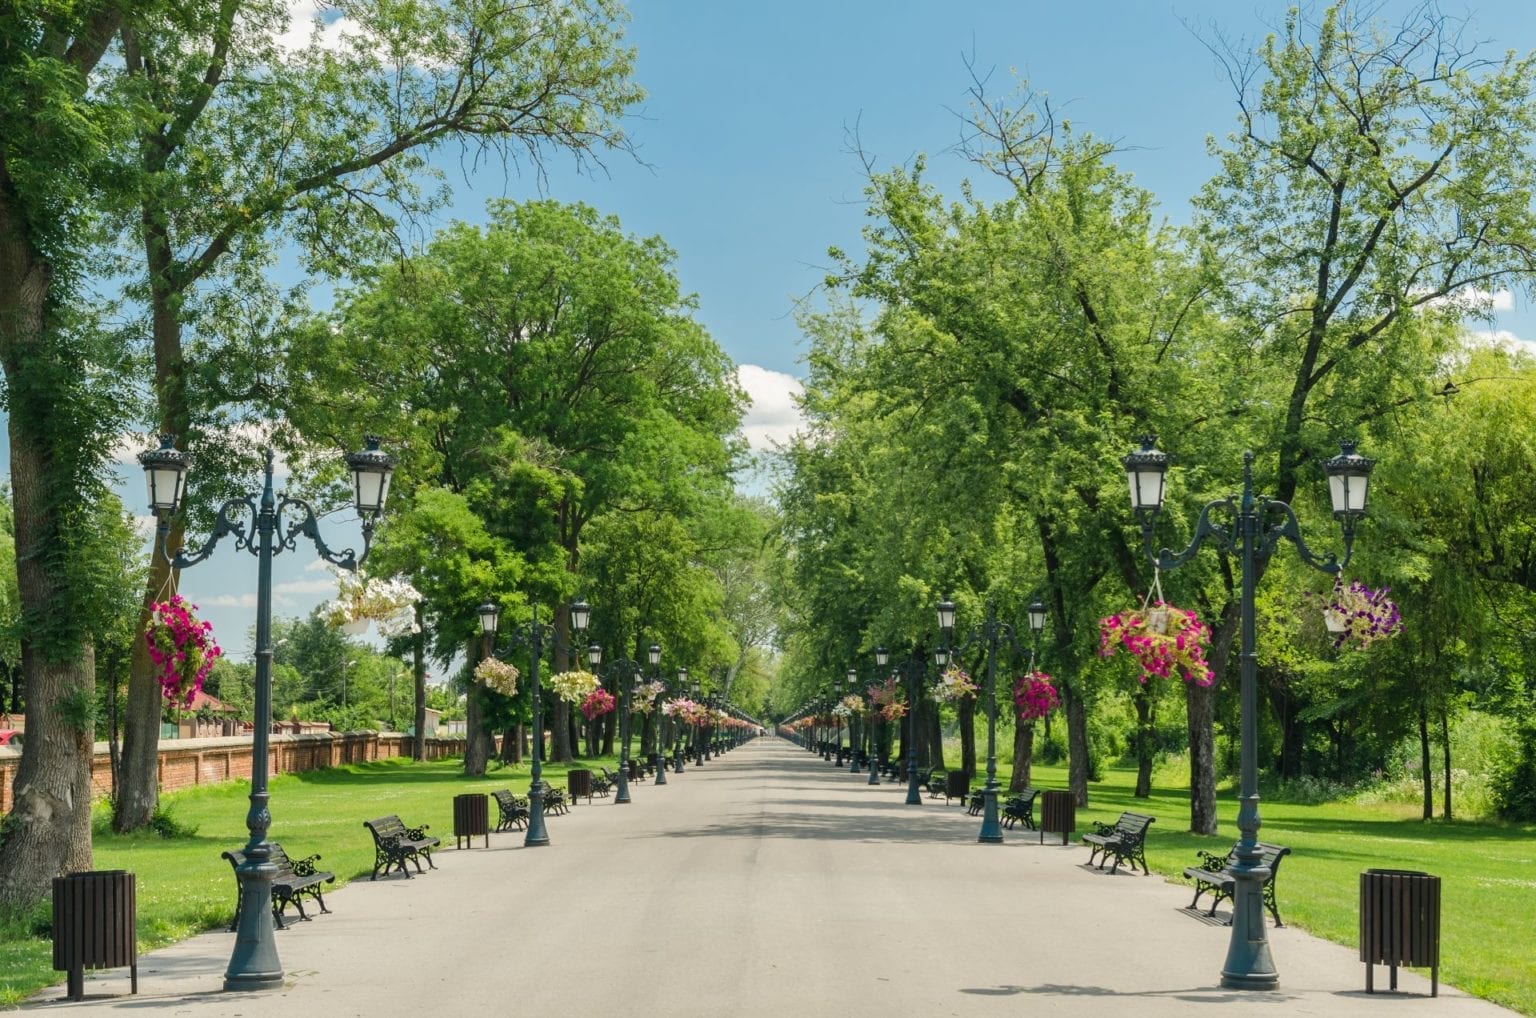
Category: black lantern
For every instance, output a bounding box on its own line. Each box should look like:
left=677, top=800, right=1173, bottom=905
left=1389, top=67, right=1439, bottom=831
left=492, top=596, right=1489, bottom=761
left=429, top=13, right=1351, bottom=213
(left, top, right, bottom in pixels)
left=874, top=646, right=889, bottom=667
left=477, top=601, right=501, bottom=636
left=137, top=435, right=189, bottom=516
left=1123, top=435, right=1169, bottom=512
left=343, top=435, right=395, bottom=517
left=1028, top=599, right=1048, bottom=635
left=1323, top=440, right=1375, bottom=519
left=936, top=599, right=956, bottom=633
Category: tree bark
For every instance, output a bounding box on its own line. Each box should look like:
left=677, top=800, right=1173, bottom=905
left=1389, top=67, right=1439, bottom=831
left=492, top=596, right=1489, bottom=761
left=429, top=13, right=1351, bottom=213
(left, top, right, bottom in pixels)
left=1009, top=722, right=1035, bottom=791
left=1133, top=685, right=1154, bottom=798
left=412, top=608, right=427, bottom=761
left=464, top=639, right=489, bottom=775
left=1440, top=707, right=1453, bottom=821
left=0, top=221, right=98, bottom=910
left=1419, top=706, right=1433, bottom=821
left=958, top=694, right=976, bottom=782
left=1066, top=686, right=1089, bottom=807
left=1186, top=681, right=1218, bottom=834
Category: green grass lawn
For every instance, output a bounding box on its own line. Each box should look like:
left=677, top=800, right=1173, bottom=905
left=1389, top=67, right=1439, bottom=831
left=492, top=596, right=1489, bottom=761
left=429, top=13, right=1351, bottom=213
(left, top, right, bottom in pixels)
left=0, top=754, right=620, bottom=1006
left=3, top=750, right=1534, bottom=1013
left=999, top=759, right=1536, bottom=1015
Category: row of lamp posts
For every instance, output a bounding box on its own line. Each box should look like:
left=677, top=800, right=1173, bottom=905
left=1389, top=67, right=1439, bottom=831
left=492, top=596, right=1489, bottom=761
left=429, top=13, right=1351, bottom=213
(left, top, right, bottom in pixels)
left=783, top=436, right=1374, bottom=991
left=137, top=433, right=765, bottom=996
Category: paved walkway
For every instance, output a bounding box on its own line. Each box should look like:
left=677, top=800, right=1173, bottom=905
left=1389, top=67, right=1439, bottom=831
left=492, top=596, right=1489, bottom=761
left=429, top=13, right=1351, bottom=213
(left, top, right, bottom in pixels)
left=28, top=738, right=1514, bottom=1017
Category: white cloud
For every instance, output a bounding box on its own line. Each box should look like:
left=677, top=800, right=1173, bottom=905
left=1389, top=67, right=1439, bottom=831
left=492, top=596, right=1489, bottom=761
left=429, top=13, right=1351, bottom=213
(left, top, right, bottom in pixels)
left=201, top=593, right=258, bottom=608
left=274, top=578, right=339, bottom=596
left=276, top=1, right=363, bottom=55
left=737, top=364, right=805, bottom=453
left=1465, top=328, right=1533, bottom=351
left=1428, top=287, right=1516, bottom=312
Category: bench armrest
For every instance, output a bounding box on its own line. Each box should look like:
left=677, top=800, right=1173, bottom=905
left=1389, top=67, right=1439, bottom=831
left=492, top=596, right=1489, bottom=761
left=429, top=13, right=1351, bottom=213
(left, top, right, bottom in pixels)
left=1090, top=820, right=1117, bottom=838
left=1195, top=850, right=1228, bottom=873
left=405, top=824, right=431, bottom=841
left=290, top=854, right=323, bottom=877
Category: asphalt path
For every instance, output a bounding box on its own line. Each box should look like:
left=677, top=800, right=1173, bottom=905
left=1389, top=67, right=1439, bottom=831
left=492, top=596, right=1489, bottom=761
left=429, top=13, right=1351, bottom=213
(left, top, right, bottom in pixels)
left=27, top=737, right=1515, bottom=1017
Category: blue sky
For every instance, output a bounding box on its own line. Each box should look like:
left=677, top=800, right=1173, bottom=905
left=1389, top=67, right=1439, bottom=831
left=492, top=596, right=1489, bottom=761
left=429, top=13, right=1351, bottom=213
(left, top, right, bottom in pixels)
left=26, top=0, right=1536, bottom=656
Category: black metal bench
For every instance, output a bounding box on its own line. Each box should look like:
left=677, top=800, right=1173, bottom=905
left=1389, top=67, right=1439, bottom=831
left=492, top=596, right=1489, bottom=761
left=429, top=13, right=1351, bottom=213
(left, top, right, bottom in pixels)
left=1184, top=841, right=1291, bottom=926
left=363, top=815, right=439, bottom=880
left=222, top=842, right=334, bottom=928
left=919, top=769, right=941, bottom=797
left=592, top=769, right=613, bottom=796
left=1000, top=788, right=1040, bottom=829
left=542, top=784, right=569, bottom=815
left=493, top=790, right=530, bottom=831
left=1082, top=811, right=1155, bottom=875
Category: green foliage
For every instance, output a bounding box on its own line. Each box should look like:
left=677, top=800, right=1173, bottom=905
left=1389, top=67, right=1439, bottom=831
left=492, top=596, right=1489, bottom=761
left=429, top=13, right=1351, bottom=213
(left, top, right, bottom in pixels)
left=1493, top=725, right=1536, bottom=822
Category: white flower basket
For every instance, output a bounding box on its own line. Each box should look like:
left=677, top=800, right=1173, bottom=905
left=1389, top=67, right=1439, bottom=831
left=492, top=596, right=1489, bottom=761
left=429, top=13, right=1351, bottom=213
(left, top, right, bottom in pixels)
left=340, top=620, right=370, bottom=635
left=1323, top=609, right=1346, bottom=634
left=1146, top=607, right=1170, bottom=635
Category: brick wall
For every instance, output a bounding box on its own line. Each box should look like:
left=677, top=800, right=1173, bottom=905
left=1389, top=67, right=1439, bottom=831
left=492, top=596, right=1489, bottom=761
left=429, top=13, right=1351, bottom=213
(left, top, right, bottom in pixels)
left=0, top=733, right=469, bottom=814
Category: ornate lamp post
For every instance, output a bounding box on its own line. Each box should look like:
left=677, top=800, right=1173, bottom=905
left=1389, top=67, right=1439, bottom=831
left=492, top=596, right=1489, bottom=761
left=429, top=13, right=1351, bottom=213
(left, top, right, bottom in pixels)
left=587, top=642, right=647, bottom=804
left=643, top=643, right=666, bottom=786
left=888, top=646, right=938, bottom=805
left=846, top=667, right=863, bottom=773
left=690, top=676, right=706, bottom=767
left=868, top=648, right=890, bottom=785
left=939, top=597, right=1046, bottom=844
left=673, top=667, right=688, bottom=773
left=139, top=434, right=393, bottom=992
left=477, top=597, right=591, bottom=847
left=1123, top=436, right=1374, bottom=990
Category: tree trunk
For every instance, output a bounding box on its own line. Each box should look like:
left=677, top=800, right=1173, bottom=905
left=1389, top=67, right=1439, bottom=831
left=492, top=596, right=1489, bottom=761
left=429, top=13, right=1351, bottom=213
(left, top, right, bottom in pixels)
left=119, top=206, right=194, bottom=833
left=1133, top=685, right=1154, bottom=798
left=1186, top=681, right=1218, bottom=835
left=1419, top=706, right=1433, bottom=821
left=927, top=700, right=945, bottom=771
left=1440, top=707, right=1453, bottom=821
left=0, top=231, right=97, bottom=910
left=1066, top=685, right=1089, bottom=807
left=412, top=608, right=427, bottom=761
left=464, top=639, right=489, bottom=775
left=1010, top=722, right=1035, bottom=791
left=958, top=694, right=976, bottom=782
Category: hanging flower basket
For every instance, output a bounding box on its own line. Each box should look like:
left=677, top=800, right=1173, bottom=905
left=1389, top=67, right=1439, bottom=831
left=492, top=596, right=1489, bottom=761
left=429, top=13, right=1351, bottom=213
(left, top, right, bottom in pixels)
left=580, top=688, right=616, bottom=720
left=1099, top=600, right=1213, bottom=686
left=473, top=657, right=520, bottom=697
left=548, top=670, right=600, bottom=704
left=865, top=676, right=908, bottom=721
left=320, top=570, right=421, bottom=638
left=932, top=665, right=977, bottom=704
left=1012, top=671, right=1060, bottom=723
left=840, top=693, right=866, bottom=716
left=631, top=680, right=667, bottom=713
left=1320, top=578, right=1402, bottom=651
left=146, top=595, right=223, bottom=707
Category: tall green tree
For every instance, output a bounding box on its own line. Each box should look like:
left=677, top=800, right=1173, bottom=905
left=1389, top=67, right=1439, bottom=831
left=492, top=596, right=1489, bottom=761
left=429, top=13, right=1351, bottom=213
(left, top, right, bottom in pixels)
left=0, top=0, right=145, bottom=912
left=114, top=0, right=644, bottom=831
left=285, top=198, right=744, bottom=764
left=1185, top=1, right=1536, bottom=832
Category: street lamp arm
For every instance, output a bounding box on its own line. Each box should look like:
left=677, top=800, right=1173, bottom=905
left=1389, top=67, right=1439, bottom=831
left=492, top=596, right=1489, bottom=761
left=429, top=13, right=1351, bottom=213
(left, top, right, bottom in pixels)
left=278, top=496, right=372, bottom=572
left=161, top=496, right=260, bottom=569
left=1258, top=498, right=1351, bottom=575
left=1142, top=496, right=1238, bottom=572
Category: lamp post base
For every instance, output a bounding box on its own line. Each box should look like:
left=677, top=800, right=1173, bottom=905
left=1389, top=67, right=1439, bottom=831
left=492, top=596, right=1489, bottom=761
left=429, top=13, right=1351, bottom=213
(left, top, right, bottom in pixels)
left=225, top=851, right=283, bottom=992
left=524, top=782, right=550, bottom=847
left=977, top=785, right=1003, bottom=843
left=652, top=752, right=667, bottom=785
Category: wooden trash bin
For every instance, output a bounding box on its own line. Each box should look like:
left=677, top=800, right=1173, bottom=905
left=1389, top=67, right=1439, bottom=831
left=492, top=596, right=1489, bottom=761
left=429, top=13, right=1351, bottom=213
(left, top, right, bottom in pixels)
left=1360, top=869, right=1440, bottom=996
left=1040, top=790, right=1076, bottom=845
left=52, top=870, right=137, bottom=1001
left=453, top=793, right=489, bottom=849
left=568, top=768, right=593, bottom=804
